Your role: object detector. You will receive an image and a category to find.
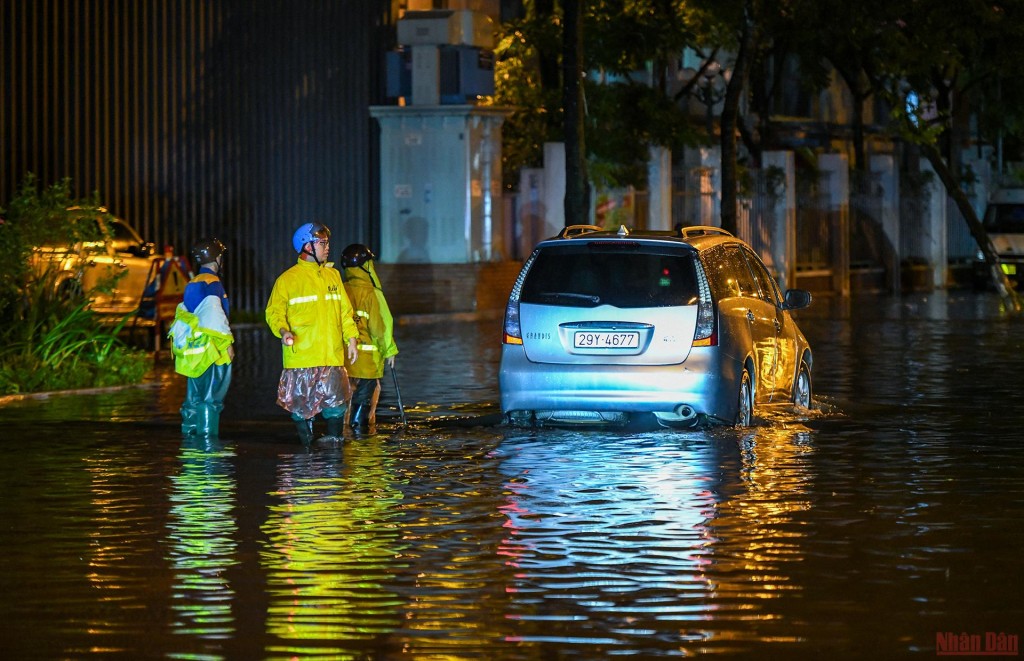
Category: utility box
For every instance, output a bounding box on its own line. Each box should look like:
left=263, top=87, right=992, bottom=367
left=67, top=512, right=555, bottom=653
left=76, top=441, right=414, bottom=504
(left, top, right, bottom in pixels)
left=370, top=105, right=509, bottom=264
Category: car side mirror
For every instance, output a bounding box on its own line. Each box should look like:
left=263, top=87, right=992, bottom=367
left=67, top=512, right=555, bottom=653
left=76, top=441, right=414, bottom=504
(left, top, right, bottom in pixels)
left=783, top=289, right=812, bottom=310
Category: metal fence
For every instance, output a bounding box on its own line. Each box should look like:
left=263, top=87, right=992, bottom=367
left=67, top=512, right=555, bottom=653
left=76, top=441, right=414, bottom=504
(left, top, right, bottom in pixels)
left=1, top=0, right=390, bottom=315
left=794, top=178, right=832, bottom=273
left=672, top=168, right=716, bottom=228
left=735, top=172, right=775, bottom=267
left=899, top=184, right=932, bottom=263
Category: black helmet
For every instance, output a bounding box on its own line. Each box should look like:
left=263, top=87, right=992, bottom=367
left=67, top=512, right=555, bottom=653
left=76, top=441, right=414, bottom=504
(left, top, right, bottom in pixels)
left=341, top=243, right=376, bottom=268
left=191, top=237, right=226, bottom=266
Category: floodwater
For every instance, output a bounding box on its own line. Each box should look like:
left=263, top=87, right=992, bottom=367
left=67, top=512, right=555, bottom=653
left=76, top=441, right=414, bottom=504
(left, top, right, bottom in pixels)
left=1, top=290, right=1022, bottom=660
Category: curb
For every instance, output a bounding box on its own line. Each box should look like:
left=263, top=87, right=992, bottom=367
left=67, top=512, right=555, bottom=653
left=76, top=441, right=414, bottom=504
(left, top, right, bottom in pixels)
left=0, top=380, right=163, bottom=406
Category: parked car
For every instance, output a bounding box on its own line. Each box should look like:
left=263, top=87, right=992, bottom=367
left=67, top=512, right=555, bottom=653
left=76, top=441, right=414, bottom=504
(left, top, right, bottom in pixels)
left=973, top=187, right=1024, bottom=288
left=31, top=207, right=157, bottom=316
left=499, top=225, right=814, bottom=428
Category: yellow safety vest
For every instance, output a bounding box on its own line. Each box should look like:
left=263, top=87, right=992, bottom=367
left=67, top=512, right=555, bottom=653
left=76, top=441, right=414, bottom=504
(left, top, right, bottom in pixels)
left=169, top=299, right=233, bottom=378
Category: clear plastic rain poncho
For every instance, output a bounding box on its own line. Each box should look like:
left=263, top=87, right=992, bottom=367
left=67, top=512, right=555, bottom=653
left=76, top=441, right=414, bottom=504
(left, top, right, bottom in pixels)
left=276, top=365, right=353, bottom=420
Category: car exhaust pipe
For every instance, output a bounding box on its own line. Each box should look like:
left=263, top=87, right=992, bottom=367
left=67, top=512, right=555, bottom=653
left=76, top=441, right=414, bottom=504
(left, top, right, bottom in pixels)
left=674, top=404, right=697, bottom=420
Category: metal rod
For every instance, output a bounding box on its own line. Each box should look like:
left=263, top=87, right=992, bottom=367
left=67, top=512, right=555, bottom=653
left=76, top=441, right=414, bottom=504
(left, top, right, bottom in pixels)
left=390, top=363, right=407, bottom=427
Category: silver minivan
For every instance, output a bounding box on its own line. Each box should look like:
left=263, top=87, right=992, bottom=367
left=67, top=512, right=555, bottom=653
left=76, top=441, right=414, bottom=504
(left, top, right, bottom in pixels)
left=499, top=225, right=814, bottom=427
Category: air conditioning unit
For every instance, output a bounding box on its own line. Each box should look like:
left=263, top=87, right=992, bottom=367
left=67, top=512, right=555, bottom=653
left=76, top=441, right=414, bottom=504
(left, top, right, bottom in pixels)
left=396, top=9, right=494, bottom=49
left=386, top=46, right=493, bottom=104
left=439, top=45, right=494, bottom=102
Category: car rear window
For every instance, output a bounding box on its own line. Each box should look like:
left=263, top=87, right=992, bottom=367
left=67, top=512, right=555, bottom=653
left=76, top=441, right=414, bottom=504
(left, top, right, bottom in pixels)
left=984, top=203, right=1024, bottom=233
left=520, top=242, right=699, bottom=308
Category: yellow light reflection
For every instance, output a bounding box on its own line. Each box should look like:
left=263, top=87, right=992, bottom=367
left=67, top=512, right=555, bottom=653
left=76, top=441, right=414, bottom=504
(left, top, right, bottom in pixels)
left=260, top=437, right=406, bottom=655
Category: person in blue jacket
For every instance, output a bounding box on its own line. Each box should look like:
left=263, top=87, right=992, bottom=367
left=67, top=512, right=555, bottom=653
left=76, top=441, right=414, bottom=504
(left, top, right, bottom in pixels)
left=169, top=237, right=234, bottom=438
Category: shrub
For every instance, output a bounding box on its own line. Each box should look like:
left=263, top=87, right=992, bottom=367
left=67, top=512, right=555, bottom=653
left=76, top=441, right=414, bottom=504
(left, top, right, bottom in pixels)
left=0, top=175, right=152, bottom=395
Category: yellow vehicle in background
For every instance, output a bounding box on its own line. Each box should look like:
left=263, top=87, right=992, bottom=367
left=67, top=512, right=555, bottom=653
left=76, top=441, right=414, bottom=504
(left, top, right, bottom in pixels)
left=31, top=207, right=157, bottom=316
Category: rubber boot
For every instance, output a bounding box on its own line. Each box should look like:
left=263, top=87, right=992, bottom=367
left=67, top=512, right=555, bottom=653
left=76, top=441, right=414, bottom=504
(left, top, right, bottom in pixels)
left=197, top=405, right=220, bottom=438
left=350, top=402, right=371, bottom=433
left=294, top=418, right=314, bottom=444
left=181, top=405, right=200, bottom=437
left=326, top=416, right=343, bottom=439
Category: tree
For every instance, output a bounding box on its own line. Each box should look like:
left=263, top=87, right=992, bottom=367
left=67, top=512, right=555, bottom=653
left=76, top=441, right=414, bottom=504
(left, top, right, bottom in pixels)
left=687, top=0, right=759, bottom=235
left=563, top=0, right=590, bottom=224
left=719, top=0, right=755, bottom=235
left=493, top=1, right=704, bottom=215
left=885, top=0, right=1024, bottom=310
left=584, top=0, right=705, bottom=190
left=491, top=10, right=562, bottom=189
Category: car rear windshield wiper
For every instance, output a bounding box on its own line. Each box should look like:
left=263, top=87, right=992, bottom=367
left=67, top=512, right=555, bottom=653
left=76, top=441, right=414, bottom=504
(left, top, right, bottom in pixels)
left=536, top=291, right=602, bottom=305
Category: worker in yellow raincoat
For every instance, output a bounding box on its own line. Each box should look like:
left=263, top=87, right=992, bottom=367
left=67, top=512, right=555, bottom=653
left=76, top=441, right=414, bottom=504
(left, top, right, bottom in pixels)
left=169, top=237, right=233, bottom=438
left=265, top=222, right=359, bottom=443
left=340, top=244, right=398, bottom=433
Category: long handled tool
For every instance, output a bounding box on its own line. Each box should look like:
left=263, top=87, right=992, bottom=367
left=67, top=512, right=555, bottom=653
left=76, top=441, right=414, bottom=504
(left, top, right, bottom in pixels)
left=390, top=362, right=407, bottom=427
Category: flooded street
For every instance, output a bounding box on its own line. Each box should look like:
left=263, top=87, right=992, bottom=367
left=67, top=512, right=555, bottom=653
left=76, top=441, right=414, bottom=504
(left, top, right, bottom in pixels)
left=1, top=290, right=1022, bottom=659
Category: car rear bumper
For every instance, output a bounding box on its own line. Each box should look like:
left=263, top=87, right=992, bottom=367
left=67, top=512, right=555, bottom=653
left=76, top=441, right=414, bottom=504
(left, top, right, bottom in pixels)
left=973, top=256, right=1024, bottom=281
left=498, top=345, right=738, bottom=422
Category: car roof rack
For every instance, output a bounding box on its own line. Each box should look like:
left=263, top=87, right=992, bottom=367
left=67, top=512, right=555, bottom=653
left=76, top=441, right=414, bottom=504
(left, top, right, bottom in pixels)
left=677, top=225, right=734, bottom=239
left=557, top=224, right=604, bottom=239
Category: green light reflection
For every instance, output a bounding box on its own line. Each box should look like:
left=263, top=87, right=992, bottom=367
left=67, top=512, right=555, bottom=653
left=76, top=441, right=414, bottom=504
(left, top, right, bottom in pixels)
left=166, top=437, right=239, bottom=642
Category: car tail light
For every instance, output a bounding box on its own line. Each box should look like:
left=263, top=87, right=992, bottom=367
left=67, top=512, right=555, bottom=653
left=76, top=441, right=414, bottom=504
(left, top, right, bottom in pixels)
left=692, top=261, right=717, bottom=346
left=502, top=251, right=537, bottom=344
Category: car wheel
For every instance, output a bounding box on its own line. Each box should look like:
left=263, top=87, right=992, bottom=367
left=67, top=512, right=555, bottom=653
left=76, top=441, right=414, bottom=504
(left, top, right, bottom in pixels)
left=793, top=361, right=812, bottom=409
left=735, top=368, right=752, bottom=427
left=506, top=410, right=534, bottom=427
left=55, top=278, right=83, bottom=302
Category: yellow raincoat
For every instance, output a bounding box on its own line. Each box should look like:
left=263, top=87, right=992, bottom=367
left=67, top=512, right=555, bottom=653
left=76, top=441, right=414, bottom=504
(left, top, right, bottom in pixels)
left=265, top=258, right=359, bottom=368
left=168, top=296, right=234, bottom=378
left=343, top=261, right=398, bottom=379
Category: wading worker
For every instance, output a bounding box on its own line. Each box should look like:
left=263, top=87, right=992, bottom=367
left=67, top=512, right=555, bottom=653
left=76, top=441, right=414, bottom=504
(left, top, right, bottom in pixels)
left=169, top=237, right=233, bottom=438
left=340, top=244, right=398, bottom=432
left=265, top=222, right=359, bottom=443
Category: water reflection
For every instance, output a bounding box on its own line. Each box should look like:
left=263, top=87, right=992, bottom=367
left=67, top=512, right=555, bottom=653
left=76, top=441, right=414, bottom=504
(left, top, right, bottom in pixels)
left=82, top=439, right=171, bottom=650
left=495, top=431, right=723, bottom=654
left=167, top=438, right=238, bottom=642
left=2, top=293, right=1024, bottom=658
left=260, top=437, right=406, bottom=657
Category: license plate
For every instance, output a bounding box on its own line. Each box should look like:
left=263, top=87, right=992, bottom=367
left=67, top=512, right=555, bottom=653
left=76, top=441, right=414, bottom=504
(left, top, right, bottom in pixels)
left=574, top=331, right=639, bottom=348
left=1002, top=263, right=1017, bottom=275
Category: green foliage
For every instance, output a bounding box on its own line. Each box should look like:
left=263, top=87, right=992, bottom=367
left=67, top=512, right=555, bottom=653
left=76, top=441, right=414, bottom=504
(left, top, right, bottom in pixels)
left=489, top=19, right=564, bottom=189
left=1002, top=164, right=1024, bottom=187
left=586, top=80, right=701, bottom=190
left=0, top=175, right=152, bottom=395
left=492, top=2, right=706, bottom=191
left=584, top=0, right=704, bottom=76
